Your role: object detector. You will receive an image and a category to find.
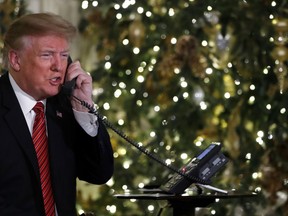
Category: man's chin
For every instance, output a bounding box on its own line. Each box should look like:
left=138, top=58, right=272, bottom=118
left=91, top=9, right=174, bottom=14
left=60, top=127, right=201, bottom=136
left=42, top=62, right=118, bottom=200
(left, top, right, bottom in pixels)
left=48, top=88, right=62, bottom=97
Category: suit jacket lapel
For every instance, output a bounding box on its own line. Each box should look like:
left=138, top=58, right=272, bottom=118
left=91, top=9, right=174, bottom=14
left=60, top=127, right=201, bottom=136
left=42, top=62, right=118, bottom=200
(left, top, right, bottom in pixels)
left=0, top=73, right=40, bottom=178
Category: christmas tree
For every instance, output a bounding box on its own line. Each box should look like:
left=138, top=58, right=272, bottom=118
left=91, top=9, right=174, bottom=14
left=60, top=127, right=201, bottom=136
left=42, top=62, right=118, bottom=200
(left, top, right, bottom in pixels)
left=2, top=0, right=288, bottom=215
left=76, top=0, right=288, bottom=215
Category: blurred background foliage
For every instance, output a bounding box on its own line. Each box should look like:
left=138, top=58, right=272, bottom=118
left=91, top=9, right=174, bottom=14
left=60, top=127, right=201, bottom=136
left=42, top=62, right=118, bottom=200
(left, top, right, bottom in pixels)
left=1, top=0, right=288, bottom=215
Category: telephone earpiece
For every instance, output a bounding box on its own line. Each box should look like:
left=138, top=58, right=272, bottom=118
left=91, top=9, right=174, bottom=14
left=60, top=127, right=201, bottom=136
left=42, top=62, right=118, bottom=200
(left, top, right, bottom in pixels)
left=61, top=56, right=77, bottom=96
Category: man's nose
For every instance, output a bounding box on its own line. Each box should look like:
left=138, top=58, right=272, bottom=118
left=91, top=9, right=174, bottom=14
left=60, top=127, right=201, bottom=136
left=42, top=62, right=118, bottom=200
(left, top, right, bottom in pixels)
left=51, top=56, right=62, bottom=72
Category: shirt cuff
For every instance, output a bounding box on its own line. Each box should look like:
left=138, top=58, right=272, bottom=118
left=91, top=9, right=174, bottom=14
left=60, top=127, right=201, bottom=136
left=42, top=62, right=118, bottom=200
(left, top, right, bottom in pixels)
left=73, top=109, right=99, bottom=137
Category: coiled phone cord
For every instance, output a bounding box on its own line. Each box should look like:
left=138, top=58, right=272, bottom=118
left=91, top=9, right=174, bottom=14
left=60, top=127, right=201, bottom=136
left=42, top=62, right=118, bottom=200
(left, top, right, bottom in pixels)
left=72, top=95, right=209, bottom=185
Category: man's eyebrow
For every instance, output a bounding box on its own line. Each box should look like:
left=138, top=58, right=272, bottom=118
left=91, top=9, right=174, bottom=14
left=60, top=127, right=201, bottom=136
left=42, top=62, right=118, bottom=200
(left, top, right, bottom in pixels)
left=39, top=50, right=70, bottom=54
left=60, top=50, right=70, bottom=54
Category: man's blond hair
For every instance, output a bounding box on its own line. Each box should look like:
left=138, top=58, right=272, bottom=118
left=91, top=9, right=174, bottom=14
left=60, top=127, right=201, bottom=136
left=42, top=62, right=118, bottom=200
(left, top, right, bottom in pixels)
left=2, top=13, right=77, bottom=69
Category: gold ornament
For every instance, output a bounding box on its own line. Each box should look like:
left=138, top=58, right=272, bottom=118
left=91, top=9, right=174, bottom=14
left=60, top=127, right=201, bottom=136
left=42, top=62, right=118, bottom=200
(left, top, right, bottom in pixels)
left=223, top=74, right=236, bottom=96
left=271, top=18, right=288, bottom=93
left=209, top=25, right=235, bottom=70
left=156, top=92, right=171, bottom=107
left=175, top=35, right=197, bottom=58
left=271, top=46, right=288, bottom=62
left=203, top=11, right=235, bottom=70
left=273, top=62, right=287, bottom=94
left=175, top=35, right=207, bottom=78
left=272, top=18, right=288, bottom=45
left=148, top=0, right=165, bottom=7
left=148, top=0, right=167, bottom=16
left=156, top=55, right=180, bottom=86
left=129, top=19, right=146, bottom=48
left=223, top=99, right=243, bottom=159
left=145, top=73, right=157, bottom=95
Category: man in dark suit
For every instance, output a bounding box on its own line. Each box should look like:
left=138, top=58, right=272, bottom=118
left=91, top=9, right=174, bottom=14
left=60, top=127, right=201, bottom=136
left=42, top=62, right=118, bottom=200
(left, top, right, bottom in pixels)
left=0, top=13, right=114, bottom=216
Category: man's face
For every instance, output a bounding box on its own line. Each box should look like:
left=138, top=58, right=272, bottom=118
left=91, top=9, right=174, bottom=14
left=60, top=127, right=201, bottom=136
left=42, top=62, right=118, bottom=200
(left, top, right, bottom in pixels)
left=14, top=35, right=70, bottom=100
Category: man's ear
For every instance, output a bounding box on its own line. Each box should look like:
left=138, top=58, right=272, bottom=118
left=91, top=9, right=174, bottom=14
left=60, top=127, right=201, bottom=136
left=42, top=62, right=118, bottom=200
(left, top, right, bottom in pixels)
left=8, top=50, right=21, bottom=71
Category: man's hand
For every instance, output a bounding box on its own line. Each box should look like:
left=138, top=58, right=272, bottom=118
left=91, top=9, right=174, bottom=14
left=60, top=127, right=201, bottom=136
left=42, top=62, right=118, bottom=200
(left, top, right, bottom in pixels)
left=65, top=60, right=94, bottom=112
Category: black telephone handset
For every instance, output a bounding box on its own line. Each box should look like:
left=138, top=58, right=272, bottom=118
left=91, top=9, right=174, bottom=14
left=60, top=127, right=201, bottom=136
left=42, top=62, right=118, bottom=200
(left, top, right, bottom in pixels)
left=61, top=56, right=77, bottom=96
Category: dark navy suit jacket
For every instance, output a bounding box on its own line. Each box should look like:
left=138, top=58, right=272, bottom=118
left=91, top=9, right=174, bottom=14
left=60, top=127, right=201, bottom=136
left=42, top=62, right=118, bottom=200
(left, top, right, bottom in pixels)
left=0, top=72, right=114, bottom=216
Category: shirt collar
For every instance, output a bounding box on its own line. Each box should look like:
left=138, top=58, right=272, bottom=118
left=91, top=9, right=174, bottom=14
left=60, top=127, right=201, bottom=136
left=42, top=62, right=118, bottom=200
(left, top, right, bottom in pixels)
left=9, top=73, right=46, bottom=115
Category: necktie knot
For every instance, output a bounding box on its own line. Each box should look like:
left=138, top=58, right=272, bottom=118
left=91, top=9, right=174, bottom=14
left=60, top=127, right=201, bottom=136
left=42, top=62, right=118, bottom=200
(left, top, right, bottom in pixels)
left=33, top=102, right=44, bottom=114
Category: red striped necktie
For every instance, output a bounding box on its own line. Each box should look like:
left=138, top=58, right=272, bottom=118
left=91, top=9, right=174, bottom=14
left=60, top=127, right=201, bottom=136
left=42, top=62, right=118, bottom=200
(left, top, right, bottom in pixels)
left=32, top=102, right=55, bottom=216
